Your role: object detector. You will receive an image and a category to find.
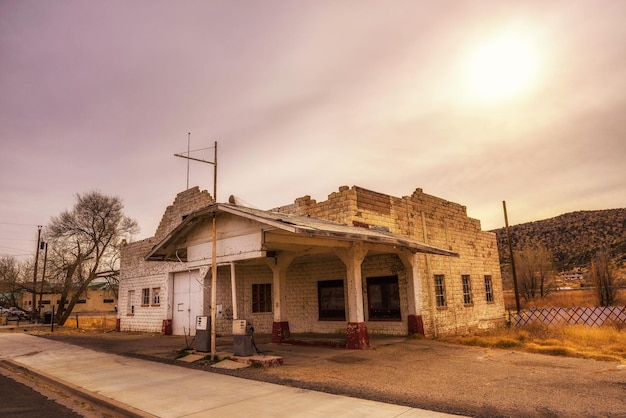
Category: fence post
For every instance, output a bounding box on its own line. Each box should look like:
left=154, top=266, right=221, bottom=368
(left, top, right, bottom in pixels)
left=75, top=314, right=79, bottom=329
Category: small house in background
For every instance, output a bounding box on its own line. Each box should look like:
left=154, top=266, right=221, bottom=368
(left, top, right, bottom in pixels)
left=18, top=280, right=118, bottom=314
left=118, top=186, right=505, bottom=348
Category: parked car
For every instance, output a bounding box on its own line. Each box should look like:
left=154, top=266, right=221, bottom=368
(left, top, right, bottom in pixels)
left=7, top=307, right=30, bottom=320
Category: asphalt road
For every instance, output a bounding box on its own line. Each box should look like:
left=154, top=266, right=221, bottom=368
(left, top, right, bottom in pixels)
left=0, top=371, right=83, bottom=418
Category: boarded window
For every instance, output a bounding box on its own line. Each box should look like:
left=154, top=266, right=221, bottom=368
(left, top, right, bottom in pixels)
left=318, top=280, right=346, bottom=320
left=127, top=290, right=135, bottom=314
left=367, top=276, right=401, bottom=320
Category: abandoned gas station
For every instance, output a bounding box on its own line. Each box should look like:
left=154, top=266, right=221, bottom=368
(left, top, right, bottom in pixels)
left=118, top=185, right=505, bottom=349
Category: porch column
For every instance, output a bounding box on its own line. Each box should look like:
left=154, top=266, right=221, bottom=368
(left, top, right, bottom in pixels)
left=398, top=249, right=425, bottom=336
left=335, top=242, right=370, bottom=349
left=266, top=253, right=295, bottom=343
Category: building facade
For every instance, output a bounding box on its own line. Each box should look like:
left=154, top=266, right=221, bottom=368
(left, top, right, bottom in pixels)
left=118, top=186, right=505, bottom=348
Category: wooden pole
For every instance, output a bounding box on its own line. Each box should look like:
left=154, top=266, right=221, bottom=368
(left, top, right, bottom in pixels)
left=210, top=141, right=218, bottom=361
left=174, top=139, right=218, bottom=360
left=31, top=226, right=42, bottom=317
left=503, top=201, right=521, bottom=311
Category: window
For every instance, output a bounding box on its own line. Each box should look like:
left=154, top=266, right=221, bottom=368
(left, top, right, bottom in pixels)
left=434, top=274, right=446, bottom=307
left=103, top=299, right=115, bottom=304
left=152, top=288, right=161, bottom=305
left=141, top=288, right=150, bottom=306
left=462, top=275, right=473, bottom=305
left=76, top=299, right=86, bottom=304
left=367, top=276, right=401, bottom=320
left=484, top=275, right=494, bottom=303
left=40, top=300, right=51, bottom=305
left=127, top=290, right=135, bottom=315
left=318, top=280, right=346, bottom=320
left=252, top=283, right=272, bottom=313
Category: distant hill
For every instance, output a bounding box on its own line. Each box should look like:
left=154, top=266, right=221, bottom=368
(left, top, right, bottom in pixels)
left=491, top=209, right=626, bottom=272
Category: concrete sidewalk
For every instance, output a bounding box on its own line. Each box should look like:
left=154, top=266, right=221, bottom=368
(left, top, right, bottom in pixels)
left=0, top=333, right=462, bottom=418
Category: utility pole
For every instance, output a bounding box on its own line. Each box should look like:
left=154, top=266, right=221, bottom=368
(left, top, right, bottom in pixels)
left=502, top=201, right=521, bottom=311
left=32, top=225, right=42, bottom=317
left=175, top=139, right=218, bottom=360
left=38, top=241, right=48, bottom=313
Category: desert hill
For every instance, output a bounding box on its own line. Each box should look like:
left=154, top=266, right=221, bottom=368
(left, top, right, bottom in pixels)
left=491, top=208, right=626, bottom=272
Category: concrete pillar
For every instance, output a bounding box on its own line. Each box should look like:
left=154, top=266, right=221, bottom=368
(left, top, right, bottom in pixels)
left=335, top=242, right=370, bottom=349
left=266, top=253, right=295, bottom=343
left=398, top=249, right=425, bottom=336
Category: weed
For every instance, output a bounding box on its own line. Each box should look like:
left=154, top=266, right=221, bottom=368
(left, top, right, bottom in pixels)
left=176, top=350, right=190, bottom=359
left=445, top=323, right=626, bottom=364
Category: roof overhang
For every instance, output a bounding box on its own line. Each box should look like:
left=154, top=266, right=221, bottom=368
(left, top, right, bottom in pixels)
left=145, top=203, right=459, bottom=261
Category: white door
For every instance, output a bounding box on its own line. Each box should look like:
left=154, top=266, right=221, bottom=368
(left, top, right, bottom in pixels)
left=172, top=270, right=202, bottom=336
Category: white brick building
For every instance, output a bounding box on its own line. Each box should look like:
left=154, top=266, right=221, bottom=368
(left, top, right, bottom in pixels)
left=118, top=186, right=505, bottom=348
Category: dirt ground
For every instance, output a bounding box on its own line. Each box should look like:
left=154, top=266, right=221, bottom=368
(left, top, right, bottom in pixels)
left=34, top=329, right=626, bottom=418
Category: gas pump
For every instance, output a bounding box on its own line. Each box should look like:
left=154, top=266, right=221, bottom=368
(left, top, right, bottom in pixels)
left=193, top=315, right=211, bottom=352
left=232, top=319, right=255, bottom=356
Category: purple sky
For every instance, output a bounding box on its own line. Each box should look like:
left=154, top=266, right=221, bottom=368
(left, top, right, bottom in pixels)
left=1, top=1, right=625, bottom=259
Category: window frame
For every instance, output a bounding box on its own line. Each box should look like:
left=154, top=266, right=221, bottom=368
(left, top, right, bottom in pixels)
left=461, top=275, right=473, bottom=305
left=434, top=274, right=446, bottom=307
left=366, top=275, right=401, bottom=321
left=141, top=288, right=150, bottom=306
left=151, top=287, right=161, bottom=306
left=317, top=279, right=346, bottom=321
left=252, top=283, right=272, bottom=313
left=127, top=290, right=135, bottom=315
left=484, top=275, right=494, bottom=303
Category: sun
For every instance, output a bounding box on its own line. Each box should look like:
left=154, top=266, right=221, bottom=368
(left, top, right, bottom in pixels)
left=463, top=31, right=541, bottom=103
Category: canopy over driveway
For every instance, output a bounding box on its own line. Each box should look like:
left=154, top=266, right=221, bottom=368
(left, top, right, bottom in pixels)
left=145, top=203, right=458, bottom=348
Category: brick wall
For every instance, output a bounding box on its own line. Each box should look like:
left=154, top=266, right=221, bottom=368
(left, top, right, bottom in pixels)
left=119, top=187, right=214, bottom=333
left=121, top=185, right=505, bottom=337
left=275, top=185, right=505, bottom=336
left=153, top=186, right=213, bottom=242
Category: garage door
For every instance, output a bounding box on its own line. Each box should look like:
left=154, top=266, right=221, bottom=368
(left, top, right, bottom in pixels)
left=172, top=270, right=202, bottom=336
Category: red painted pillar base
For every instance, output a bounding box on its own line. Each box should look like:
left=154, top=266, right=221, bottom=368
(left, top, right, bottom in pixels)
left=408, top=314, right=425, bottom=336
left=161, top=319, right=172, bottom=335
left=272, top=321, right=290, bottom=343
left=346, top=322, right=370, bottom=349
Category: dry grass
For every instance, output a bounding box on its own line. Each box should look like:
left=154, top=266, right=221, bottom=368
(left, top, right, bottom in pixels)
left=445, top=323, right=626, bottom=364
left=504, top=288, right=626, bottom=310
left=62, top=315, right=117, bottom=332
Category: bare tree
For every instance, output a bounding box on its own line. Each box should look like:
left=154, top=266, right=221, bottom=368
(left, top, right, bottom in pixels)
left=514, top=245, right=556, bottom=302
left=0, top=256, right=23, bottom=307
left=47, top=191, right=138, bottom=325
left=591, top=249, right=617, bottom=307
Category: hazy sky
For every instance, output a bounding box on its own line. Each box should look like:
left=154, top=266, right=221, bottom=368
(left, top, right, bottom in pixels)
left=1, top=1, right=625, bottom=259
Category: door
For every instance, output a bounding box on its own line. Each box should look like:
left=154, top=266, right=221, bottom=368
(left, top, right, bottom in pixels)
left=172, top=270, right=202, bottom=336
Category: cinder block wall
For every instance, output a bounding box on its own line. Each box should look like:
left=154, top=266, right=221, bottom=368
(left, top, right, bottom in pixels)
left=276, top=185, right=505, bottom=336
left=120, top=185, right=504, bottom=337
left=119, top=187, right=214, bottom=333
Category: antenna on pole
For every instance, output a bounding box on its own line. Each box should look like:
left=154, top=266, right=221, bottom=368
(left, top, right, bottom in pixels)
left=174, top=138, right=217, bottom=199
left=174, top=138, right=219, bottom=360
left=186, top=133, right=190, bottom=190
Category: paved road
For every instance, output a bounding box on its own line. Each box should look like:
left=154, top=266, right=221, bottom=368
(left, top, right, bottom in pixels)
left=0, top=333, right=461, bottom=418
left=0, top=370, right=83, bottom=417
